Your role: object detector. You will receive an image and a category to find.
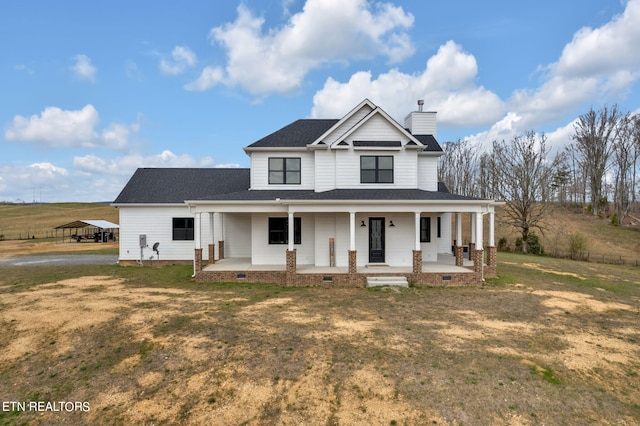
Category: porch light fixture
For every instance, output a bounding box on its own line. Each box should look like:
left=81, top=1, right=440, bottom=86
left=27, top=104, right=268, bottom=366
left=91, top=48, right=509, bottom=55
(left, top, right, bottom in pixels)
left=389, top=221, right=395, bottom=227
left=360, top=221, right=366, bottom=227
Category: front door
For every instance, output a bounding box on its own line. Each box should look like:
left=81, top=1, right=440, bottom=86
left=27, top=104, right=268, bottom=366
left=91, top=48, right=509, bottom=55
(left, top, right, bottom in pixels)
left=369, top=217, right=385, bottom=263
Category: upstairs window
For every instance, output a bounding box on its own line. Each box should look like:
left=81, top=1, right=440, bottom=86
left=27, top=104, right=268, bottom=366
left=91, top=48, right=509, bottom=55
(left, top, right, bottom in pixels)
left=361, top=155, right=393, bottom=183
left=269, top=157, right=301, bottom=184
left=268, top=217, right=302, bottom=244
left=173, top=217, right=194, bottom=241
left=420, top=217, right=431, bottom=243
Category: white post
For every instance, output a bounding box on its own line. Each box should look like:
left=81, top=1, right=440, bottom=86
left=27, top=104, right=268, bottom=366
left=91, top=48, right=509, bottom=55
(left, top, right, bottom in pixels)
left=470, top=213, right=476, bottom=244
left=475, top=211, right=483, bottom=250
left=288, top=212, right=294, bottom=251
left=209, top=212, right=215, bottom=257
left=414, top=212, right=421, bottom=250
left=194, top=212, right=202, bottom=249
left=349, top=212, right=356, bottom=251
left=456, top=213, right=462, bottom=246
left=489, top=211, right=495, bottom=247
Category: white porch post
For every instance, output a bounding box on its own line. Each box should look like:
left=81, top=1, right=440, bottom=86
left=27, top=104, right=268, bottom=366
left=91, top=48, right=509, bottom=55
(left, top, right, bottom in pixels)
left=456, top=213, right=462, bottom=245
left=414, top=212, right=421, bottom=250
left=288, top=211, right=295, bottom=251
left=208, top=212, right=215, bottom=263
left=470, top=213, right=476, bottom=244
left=489, top=212, right=495, bottom=247
left=193, top=212, right=202, bottom=275
left=349, top=211, right=356, bottom=251
left=475, top=211, right=483, bottom=250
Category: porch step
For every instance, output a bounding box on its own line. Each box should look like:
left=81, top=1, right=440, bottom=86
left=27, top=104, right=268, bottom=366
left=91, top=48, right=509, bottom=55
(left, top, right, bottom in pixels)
left=366, top=276, right=409, bottom=288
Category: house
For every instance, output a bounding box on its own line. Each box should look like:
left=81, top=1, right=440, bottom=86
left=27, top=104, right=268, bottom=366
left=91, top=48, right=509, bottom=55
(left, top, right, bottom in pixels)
left=113, top=99, right=501, bottom=286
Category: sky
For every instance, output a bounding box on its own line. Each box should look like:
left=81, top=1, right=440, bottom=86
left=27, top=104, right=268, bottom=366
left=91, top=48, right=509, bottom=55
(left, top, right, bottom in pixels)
left=1, top=0, right=639, bottom=202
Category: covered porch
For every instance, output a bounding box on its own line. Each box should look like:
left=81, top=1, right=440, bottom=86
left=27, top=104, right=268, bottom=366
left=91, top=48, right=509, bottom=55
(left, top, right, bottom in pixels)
left=188, top=196, right=499, bottom=286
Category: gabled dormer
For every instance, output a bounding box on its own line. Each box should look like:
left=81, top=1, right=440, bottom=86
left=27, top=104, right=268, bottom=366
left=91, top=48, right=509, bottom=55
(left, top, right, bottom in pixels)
left=244, top=99, right=443, bottom=192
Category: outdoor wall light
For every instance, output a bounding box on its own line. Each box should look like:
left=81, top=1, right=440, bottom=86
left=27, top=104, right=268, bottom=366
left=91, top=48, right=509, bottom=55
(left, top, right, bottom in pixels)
left=389, top=221, right=395, bottom=227
left=360, top=221, right=366, bottom=227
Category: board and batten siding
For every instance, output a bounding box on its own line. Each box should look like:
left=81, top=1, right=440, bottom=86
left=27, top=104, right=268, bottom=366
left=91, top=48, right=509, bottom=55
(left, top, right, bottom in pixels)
left=118, top=206, right=212, bottom=261
left=417, top=155, right=438, bottom=191
left=314, top=150, right=336, bottom=192
left=250, top=151, right=315, bottom=190
left=223, top=213, right=251, bottom=258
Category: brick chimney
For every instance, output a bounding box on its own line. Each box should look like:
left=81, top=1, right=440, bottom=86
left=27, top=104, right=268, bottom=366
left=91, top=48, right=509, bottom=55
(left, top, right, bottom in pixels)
left=404, top=100, right=436, bottom=137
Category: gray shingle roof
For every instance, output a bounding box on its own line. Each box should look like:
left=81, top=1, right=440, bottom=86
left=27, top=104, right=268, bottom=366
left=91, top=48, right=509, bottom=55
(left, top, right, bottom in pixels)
left=247, top=119, right=339, bottom=148
left=113, top=168, right=250, bottom=204
left=414, top=135, right=443, bottom=152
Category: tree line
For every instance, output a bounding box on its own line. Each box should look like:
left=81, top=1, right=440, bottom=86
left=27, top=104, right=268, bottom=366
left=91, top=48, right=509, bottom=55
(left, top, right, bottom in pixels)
left=438, top=105, right=640, bottom=253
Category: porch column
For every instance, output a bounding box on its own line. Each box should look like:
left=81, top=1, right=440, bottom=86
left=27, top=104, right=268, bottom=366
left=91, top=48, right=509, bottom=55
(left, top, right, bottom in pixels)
left=348, top=212, right=357, bottom=274
left=469, top=213, right=476, bottom=259
left=455, top=213, right=464, bottom=266
left=208, top=212, right=215, bottom=264
left=413, top=212, right=422, bottom=273
left=194, top=212, right=202, bottom=274
left=486, top=211, right=497, bottom=278
left=218, top=213, right=225, bottom=260
left=473, top=212, right=484, bottom=279
left=288, top=212, right=295, bottom=252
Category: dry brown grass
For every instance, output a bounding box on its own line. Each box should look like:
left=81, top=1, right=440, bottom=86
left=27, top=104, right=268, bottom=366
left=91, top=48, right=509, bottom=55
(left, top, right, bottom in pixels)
left=0, top=254, right=639, bottom=425
left=0, top=203, right=118, bottom=241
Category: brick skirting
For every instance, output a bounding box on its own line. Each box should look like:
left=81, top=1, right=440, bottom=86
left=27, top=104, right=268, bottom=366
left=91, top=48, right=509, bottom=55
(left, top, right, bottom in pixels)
left=195, top=269, right=480, bottom=287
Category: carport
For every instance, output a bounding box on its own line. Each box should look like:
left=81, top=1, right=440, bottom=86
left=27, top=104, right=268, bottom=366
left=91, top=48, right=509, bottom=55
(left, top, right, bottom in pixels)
left=55, top=220, right=119, bottom=244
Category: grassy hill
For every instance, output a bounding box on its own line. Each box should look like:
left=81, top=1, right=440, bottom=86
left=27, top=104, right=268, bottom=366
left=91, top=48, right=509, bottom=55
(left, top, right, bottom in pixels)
left=494, top=205, right=640, bottom=266
left=0, top=203, right=119, bottom=240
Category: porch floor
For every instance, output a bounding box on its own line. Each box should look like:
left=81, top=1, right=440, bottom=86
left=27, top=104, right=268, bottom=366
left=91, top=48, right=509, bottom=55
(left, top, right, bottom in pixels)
left=202, top=254, right=475, bottom=274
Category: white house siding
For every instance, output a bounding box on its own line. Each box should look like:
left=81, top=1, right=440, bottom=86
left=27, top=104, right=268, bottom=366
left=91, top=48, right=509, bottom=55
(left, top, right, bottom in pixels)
left=417, top=155, right=438, bottom=191
left=346, top=114, right=408, bottom=144
left=223, top=213, right=251, bottom=258
left=249, top=151, right=315, bottom=190
left=418, top=213, right=438, bottom=262
left=313, top=213, right=336, bottom=267
left=404, top=111, right=437, bottom=137
left=118, top=206, right=211, bottom=261
left=438, top=213, right=452, bottom=254
left=314, top=150, right=336, bottom=192
left=324, top=104, right=374, bottom=145
left=251, top=213, right=315, bottom=265
left=335, top=148, right=417, bottom=189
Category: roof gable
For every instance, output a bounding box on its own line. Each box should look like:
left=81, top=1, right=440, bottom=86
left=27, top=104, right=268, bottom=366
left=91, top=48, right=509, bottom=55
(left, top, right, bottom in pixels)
left=309, top=98, right=377, bottom=147
left=330, top=107, right=423, bottom=149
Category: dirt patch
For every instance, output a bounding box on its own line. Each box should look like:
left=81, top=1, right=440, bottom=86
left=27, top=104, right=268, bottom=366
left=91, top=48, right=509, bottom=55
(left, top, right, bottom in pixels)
left=0, top=271, right=639, bottom=425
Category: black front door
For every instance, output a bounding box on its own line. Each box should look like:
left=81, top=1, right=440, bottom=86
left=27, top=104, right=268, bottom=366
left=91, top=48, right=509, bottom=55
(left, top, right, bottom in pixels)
left=369, top=217, right=385, bottom=263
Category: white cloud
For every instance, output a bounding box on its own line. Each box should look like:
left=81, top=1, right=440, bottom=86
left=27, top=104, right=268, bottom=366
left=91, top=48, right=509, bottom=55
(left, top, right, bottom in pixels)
left=188, top=0, right=415, bottom=94
left=311, top=40, right=504, bottom=127
left=184, top=66, right=225, bottom=91
left=73, top=150, right=217, bottom=176
left=507, top=0, right=640, bottom=129
left=160, top=45, right=197, bottom=75
left=4, top=105, right=139, bottom=150
left=0, top=163, right=71, bottom=202
left=14, top=64, right=34, bottom=75
left=70, top=54, right=97, bottom=82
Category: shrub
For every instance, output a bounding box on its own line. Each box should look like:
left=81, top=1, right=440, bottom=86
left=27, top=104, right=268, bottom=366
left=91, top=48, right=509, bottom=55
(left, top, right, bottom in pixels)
left=568, top=232, right=589, bottom=260
left=515, top=233, right=544, bottom=255
left=611, top=213, right=619, bottom=226
left=497, top=237, right=510, bottom=252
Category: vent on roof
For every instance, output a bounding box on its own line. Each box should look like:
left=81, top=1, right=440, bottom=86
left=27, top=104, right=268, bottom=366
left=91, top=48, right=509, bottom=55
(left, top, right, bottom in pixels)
left=337, top=141, right=349, bottom=146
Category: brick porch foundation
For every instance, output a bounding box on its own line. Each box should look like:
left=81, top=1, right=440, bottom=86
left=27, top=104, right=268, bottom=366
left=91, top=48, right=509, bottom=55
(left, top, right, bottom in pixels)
left=195, top=248, right=203, bottom=272
left=454, top=245, right=464, bottom=266
left=208, top=244, right=215, bottom=264
left=412, top=250, right=422, bottom=273
left=218, top=240, right=225, bottom=260
left=485, top=246, right=497, bottom=278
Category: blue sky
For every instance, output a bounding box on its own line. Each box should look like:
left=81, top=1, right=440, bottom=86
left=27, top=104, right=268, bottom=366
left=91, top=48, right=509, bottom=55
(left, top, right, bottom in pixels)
left=1, top=0, right=639, bottom=202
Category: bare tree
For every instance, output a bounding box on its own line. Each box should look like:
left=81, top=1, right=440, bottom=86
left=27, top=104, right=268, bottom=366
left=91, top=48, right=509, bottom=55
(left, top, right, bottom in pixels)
left=490, top=131, right=559, bottom=253
left=612, top=112, right=635, bottom=222
left=438, top=139, right=479, bottom=197
left=572, top=105, right=624, bottom=216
